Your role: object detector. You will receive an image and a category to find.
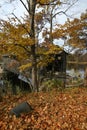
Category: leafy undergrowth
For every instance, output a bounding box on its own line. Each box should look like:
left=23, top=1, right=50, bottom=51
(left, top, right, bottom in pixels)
left=0, top=87, right=87, bottom=130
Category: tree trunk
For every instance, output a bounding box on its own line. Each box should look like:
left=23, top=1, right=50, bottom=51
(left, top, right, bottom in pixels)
left=29, top=0, right=38, bottom=92
left=31, top=45, right=38, bottom=91
left=50, top=12, right=53, bottom=44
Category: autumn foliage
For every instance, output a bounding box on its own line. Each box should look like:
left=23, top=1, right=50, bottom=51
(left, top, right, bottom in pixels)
left=0, top=87, right=87, bottom=130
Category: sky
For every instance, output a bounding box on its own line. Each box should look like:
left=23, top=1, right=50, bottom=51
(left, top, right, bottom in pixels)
left=0, top=0, right=27, bottom=20
left=0, top=0, right=87, bottom=22
left=57, top=0, right=87, bottom=24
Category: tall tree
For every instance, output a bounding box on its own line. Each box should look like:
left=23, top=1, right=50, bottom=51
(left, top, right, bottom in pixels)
left=0, top=0, right=79, bottom=91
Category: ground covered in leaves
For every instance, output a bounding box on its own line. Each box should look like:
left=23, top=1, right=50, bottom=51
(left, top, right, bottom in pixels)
left=0, top=87, right=87, bottom=130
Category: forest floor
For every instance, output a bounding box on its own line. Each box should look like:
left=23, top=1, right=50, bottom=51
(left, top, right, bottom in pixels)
left=0, top=87, right=87, bottom=130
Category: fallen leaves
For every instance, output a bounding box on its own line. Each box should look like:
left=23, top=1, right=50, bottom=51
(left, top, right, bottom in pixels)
left=0, top=87, right=87, bottom=130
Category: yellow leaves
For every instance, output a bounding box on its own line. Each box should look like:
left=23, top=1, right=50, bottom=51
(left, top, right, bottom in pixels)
left=0, top=20, right=35, bottom=61
left=38, top=56, right=54, bottom=67
left=44, top=44, right=62, bottom=55
left=37, top=0, right=61, bottom=5
left=37, top=0, right=49, bottom=4
left=37, top=60, right=47, bottom=67
left=56, top=11, right=87, bottom=50
left=19, top=63, right=32, bottom=72
left=57, top=0, right=61, bottom=5
left=37, top=44, right=62, bottom=68
left=52, top=28, right=65, bottom=39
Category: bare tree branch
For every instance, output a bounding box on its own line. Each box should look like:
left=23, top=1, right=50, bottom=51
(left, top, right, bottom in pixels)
left=12, top=13, right=31, bottom=36
left=52, top=0, right=78, bottom=19
left=19, top=0, right=29, bottom=13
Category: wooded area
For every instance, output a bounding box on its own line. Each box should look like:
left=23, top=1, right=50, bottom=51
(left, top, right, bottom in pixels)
left=0, top=0, right=87, bottom=129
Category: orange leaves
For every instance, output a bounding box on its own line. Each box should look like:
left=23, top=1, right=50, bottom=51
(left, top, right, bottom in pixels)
left=0, top=87, right=87, bottom=129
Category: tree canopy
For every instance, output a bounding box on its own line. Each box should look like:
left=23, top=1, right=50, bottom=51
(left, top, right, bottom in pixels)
left=0, top=0, right=86, bottom=91
left=52, top=10, right=87, bottom=52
